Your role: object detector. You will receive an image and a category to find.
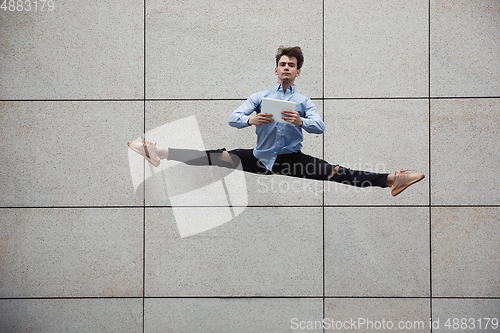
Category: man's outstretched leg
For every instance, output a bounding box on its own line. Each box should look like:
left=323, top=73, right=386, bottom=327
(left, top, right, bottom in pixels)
left=327, top=165, right=425, bottom=197
left=128, top=140, right=268, bottom=174
left=128, top=140, right=234, bottom=167
left=274, top=151, right=424, bottom=197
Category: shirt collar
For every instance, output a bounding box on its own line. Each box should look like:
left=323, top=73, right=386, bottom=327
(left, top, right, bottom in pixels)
left=274, top=82, right=295, bottom=94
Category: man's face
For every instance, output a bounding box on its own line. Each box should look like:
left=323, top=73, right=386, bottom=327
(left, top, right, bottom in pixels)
left=275, top=55, right=300, bottom=83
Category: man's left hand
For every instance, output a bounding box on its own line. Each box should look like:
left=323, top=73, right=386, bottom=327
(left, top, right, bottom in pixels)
left=281, top=110, right=303, bottom=126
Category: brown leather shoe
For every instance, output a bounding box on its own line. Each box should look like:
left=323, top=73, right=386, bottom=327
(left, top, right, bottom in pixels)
left=128, top=140, right=161, bottom=167
left=390, top=170, right=425, bottom=197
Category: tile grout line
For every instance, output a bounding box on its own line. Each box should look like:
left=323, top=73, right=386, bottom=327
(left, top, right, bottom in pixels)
left=322, top=1, right=326, bottom=329
left=142, top=0, right=147, bottom=331
left=87, top=204, right=500, bottom=208
left=3, top=96, right=500, bottom=102
left=428, top=0, right=433, bottom=330
left=2, top=296, right=498, bottom=301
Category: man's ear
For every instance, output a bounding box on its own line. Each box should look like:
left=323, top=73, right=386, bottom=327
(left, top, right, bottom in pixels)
left=275, top=68, right=278, bottom=75
left=295, top=69, right=301, bottom=77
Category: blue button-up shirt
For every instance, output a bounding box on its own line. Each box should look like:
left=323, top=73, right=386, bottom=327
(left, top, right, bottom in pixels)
left=228, top=83, right=325, bottom=171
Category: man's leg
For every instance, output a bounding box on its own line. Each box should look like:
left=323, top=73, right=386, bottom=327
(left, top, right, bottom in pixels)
left=328, top=164, right=424, bottom=196
left=129, top=140, right=271, bottom=174
left=160, top=145, right=272, bottom=175
left=272, top=151, right=424, bottom=196
left=272, top=151, right=335, bottom=180
left=329, top=165, right=389, bottom=188
left=272, top=151, right=388, bottom=187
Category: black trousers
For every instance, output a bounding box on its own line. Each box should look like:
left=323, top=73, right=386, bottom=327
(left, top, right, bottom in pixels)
left=167, top=148, right=388, bottom=188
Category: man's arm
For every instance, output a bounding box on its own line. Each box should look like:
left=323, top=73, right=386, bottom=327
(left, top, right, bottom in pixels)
left=229, top=93, right=276, bottom=128
left=228, top=95, right=258, bottom=129
left=300, top=98, right=325, bottom=134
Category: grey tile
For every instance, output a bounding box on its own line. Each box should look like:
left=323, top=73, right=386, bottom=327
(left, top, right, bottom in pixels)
left=324, top=0, right=429, bottom=98
left=146, top=0, right=323, bottom=99
left=324, top=99, right=429, bottom=205
left=432, top=299, right=500, bottom=333
left=0, top=101, right=144, bottom=207
left=0, top=298, right=143, bottom=333
left=325, top=207, right=430, bottom=297
left=145, top=207, right=323, bottom=296
left=145, top=298, right=323, bottom=333
left=431, top=99, right=500, bottom=205
left=143, top=100, right=324, bottom=207
left=0, top=208, right=143, bottom=297
left=431, top=0, right=500, bottom=97
left=432, top=207, right=500, bottom=297
left=0, top=1, right=143, bottom=99
left=325, top=298, right=431, bottom=332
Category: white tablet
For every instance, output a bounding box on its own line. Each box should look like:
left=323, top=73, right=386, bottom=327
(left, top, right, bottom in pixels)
left=261, top=98, right=296, bottom=124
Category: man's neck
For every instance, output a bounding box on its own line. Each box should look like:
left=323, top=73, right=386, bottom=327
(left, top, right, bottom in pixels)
left=279, top=79, right=294, bottom=94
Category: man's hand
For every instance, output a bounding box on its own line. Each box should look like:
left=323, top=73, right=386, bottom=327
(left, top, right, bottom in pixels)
left=281, top=110, right=303, bottom=126
left=248, top=113, right=274, bottom=126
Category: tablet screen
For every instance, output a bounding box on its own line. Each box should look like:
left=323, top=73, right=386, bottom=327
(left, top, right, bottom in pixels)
left=261, top=98, right=296, bottom=124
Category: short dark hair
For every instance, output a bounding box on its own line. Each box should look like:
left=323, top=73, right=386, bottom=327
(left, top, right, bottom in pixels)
left=276, top=46, right=304, bottom=69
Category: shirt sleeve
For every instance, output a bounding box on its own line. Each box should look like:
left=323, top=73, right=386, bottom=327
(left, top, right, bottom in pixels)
left=301, top=98, right=325, bottom=134
left=228, top=93, right=259, bottom=129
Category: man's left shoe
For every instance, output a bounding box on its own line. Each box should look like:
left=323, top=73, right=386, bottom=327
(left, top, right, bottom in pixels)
left=390, top=170, right=425, bottom=197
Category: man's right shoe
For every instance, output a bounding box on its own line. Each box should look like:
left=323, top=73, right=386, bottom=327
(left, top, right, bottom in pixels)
left=128, top=140, right=161, bottom=167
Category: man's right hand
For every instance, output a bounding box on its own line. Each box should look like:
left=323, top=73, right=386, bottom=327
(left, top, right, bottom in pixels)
left=248, top=113, right=274, bottom=126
